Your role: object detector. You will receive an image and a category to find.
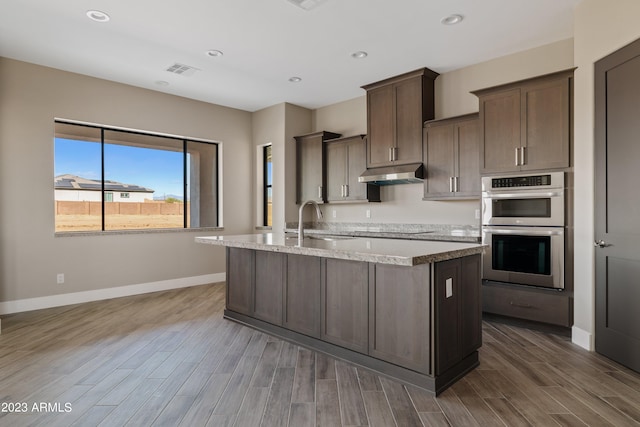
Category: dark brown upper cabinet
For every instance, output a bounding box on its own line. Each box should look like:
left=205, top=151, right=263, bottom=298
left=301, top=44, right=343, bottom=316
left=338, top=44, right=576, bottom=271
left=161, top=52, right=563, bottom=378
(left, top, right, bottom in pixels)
left=325, top=135, right=380, bottom=203
left=472, top=68, right=574, bottom=174
left=423, top=113, right=480, bottom=200
left=294, top=131, right=341, bottom=204
left=362, top=68, right=439, bottom=168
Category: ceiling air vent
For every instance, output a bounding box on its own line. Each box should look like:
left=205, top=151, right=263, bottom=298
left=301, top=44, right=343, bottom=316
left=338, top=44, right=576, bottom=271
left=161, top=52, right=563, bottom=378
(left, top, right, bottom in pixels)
left=165, top=63, right=199, bottom=76
left=287, top=0, right=327, bottom=11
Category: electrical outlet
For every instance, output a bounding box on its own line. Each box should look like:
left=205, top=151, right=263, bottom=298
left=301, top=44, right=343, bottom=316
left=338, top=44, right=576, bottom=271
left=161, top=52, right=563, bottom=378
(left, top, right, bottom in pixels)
left=332, top=209, right=336, bottom=218
left=366, top=209, right=371, bottom=218
left=56, top=273, right=65, bottom=284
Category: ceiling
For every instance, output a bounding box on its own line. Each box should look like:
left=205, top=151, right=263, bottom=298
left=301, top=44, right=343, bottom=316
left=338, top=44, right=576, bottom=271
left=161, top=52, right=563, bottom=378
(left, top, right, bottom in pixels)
left=0, top=0, right=581, bottom=112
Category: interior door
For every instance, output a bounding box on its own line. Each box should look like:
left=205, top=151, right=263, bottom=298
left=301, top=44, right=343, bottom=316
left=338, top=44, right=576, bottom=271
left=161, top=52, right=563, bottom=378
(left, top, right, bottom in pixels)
left=594, top=37, right=640, bottom=373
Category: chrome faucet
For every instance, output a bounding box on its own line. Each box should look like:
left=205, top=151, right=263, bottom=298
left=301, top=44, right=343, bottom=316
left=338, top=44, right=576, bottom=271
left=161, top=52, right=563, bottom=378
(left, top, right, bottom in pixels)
left=298, top=200, right=323, bottom=244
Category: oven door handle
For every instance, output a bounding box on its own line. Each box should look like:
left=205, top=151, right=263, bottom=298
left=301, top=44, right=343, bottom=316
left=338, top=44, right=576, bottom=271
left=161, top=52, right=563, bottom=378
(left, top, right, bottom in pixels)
left=483, top=227, right=564, bottom=236
left=482, top=191, right=563, bottom=199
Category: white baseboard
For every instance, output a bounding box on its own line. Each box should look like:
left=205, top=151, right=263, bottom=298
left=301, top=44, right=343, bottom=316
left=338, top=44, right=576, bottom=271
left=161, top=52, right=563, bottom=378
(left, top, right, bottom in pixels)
left=0, top=273, right=226, bottom=316
left=572, top=326, right=594, bottom=351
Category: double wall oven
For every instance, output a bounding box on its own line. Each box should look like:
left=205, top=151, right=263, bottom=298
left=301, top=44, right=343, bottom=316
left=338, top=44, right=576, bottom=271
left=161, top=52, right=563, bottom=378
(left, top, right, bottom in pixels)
left=482, top=172, right=565, bottom=289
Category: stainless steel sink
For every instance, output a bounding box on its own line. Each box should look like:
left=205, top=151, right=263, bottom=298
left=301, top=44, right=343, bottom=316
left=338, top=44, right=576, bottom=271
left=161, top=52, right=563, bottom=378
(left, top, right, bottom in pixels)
left=285, top=234, right=355, bottom=241
left=307, top=235, right=355, bottom=241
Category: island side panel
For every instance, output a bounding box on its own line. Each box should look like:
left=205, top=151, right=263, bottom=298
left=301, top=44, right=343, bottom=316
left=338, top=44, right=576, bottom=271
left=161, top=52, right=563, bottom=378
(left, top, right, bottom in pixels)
left=369, top=262, right=431, bottom=374
left=461, top=254, right=482, bottom=357
left=434, top=254, right=482, bottom=376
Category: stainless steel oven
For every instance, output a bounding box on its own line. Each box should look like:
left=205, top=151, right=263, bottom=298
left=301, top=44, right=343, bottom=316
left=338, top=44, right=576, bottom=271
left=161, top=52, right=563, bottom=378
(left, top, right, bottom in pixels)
left=482, top=172, right=564, bottom=226
left=481, top=172, right=565, bottom=289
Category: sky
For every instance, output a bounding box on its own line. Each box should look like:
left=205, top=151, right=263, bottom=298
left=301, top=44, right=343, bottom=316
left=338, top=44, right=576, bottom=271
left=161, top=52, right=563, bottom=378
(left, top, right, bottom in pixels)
left=54, top=138, right=186, bottom=198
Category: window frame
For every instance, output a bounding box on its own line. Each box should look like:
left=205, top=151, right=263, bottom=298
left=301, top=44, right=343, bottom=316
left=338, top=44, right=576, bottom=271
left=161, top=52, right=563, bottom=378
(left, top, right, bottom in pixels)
left=263, top=144, right=272, bottom=227
left=54, top=119, right=221, bottom=234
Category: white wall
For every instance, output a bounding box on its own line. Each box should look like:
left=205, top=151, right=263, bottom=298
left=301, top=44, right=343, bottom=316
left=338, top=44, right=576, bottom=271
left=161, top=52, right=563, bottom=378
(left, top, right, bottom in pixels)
left=311, top=39, right=574, bottom=227
left=572, top=0, right=640, bottom=350
left=0, top=58, right=252, bottom=305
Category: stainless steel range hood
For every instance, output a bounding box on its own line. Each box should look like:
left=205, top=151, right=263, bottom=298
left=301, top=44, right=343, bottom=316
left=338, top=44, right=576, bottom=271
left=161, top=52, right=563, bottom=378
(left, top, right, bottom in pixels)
left=358, top=163, right=425, bottom=185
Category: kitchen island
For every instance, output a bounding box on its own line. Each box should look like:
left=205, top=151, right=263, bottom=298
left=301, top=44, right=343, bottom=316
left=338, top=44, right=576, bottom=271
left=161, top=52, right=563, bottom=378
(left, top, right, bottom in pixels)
left=196, top=233, right=485, bottom=394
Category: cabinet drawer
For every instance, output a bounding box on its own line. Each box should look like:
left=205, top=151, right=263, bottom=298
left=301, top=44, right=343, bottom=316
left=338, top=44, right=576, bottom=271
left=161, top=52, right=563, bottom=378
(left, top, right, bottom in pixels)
left=482, top=283, right=571, bottom=327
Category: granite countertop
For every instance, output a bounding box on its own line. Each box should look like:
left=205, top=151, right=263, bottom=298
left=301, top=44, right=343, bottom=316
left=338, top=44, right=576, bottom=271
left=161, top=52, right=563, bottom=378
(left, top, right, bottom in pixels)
left=283, top=222, right=481, bottom=243
left=195, top=233, right=485, bottom=266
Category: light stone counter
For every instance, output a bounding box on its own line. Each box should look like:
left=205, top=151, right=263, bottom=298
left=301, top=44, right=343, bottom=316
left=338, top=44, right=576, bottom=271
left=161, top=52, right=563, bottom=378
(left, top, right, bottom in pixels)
left=283, top=222, right=481, bottom=243
left=195, top=233, right=485, bottom=266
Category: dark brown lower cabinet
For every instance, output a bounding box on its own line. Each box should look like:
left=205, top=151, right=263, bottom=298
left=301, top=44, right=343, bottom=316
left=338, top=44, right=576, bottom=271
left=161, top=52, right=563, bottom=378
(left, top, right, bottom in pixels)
left=253, top=251, right=285, bottom=326
left=223, top=249, right=482, bottom=394
left=226, top=247, right=254, bottom=315
left=284, top=254, right=321, bottom=338
left=321, top=259, right=369, bottom=353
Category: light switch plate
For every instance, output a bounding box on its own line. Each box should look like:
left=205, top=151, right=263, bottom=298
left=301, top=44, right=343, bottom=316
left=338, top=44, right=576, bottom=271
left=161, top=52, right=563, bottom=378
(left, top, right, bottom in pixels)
left=446, top=278, right=453, bottom=298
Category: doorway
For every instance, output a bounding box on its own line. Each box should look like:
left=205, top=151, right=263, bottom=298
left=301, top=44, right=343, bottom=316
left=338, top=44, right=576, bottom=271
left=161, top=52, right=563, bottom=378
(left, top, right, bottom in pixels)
left=594, top=37, right=640, bottom=372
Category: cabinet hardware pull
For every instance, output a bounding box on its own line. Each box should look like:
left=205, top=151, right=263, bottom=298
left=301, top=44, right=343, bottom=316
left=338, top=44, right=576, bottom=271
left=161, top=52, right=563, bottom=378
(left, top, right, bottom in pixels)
left=389, top=147, right=393, bottom=162
left=510, top=301, right=533, bottom=309
left=515, top=147, right=520, bottom=166
left=393, top=147, right=398, bottom=161
left=344, top=185, right=349, bottom=197
left=449, top=176, right=454, bottom=193
left=455, top=176, right=459, bottom=193
left=520, top=146, right=526, bottom=165
left=318, top=186, right=322, bottom=199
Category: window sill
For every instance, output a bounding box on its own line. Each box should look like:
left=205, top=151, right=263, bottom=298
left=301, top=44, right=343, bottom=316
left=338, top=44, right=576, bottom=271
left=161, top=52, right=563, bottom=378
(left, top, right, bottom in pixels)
left=55, top=227, right=224, bottom=238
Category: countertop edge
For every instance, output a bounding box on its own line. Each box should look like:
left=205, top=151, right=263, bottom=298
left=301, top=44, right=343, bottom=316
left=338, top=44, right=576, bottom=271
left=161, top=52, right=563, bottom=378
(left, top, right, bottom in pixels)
left=195, top=235, right=485, bottom=266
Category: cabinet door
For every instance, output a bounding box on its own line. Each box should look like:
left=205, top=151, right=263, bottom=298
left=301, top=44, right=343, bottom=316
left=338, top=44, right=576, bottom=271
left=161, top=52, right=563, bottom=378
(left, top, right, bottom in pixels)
left=253, top=251, right=285, bottom=326
left=521, top=77, right=570, bottom=171
left=345, top=137, right=369, bottom=201
left=479, top=88, right=521, bottom=174
left=322, top=258, right=369, bottom=353
left=455, top=118, right=481, bottom=197
left=394, top=76, right=424, bottom=165
left=226, top=247, right=254, bottom=316
left=297, top=134, right=325, bottom=203
left=367, top=85, right=394, bottom=167
left=326, top=141, right=347, bottom=202
left=369, top=263, right=431, bottom=374
left=424, top=123, right=455, bottom=198
left=284, top=254, right=321, bottom=338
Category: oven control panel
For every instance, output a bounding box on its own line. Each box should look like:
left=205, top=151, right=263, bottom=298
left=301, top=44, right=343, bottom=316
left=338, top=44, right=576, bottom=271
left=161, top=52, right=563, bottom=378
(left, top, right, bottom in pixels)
left=482, top=172, right=564, bottom=191
left=491, top=174, right=550, bottom=188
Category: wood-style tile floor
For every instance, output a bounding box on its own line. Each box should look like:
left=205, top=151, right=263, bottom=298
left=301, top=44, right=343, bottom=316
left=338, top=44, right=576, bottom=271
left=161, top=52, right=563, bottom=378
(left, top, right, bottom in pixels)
left=0, top=283, right=639, bottom=426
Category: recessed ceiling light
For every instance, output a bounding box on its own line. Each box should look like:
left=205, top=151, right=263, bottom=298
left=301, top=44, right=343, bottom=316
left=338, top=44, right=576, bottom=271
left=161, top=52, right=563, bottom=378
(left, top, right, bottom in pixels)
left=206, top=50, right=224, bottom=57
left=440, top=14, right=463, bottom=25
left=351, top=51, right=368, bottom=59
left=155, top=80, right=169, bottom=86
left=86, top=10, right=110, bottom=22
left=289, top=76, right=302, bottom=83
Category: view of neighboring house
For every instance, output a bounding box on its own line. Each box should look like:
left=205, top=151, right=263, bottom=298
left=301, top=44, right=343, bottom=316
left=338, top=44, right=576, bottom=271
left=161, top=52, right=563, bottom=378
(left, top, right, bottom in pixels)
left=54, top=174, right=154, bottom=202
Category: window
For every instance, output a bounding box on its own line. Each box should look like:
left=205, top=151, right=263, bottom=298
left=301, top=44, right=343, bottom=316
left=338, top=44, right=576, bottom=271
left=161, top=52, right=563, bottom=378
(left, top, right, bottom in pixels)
left=54, top=121, right=219, bottom=232
left=263, top=145, right=272, bottom=227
